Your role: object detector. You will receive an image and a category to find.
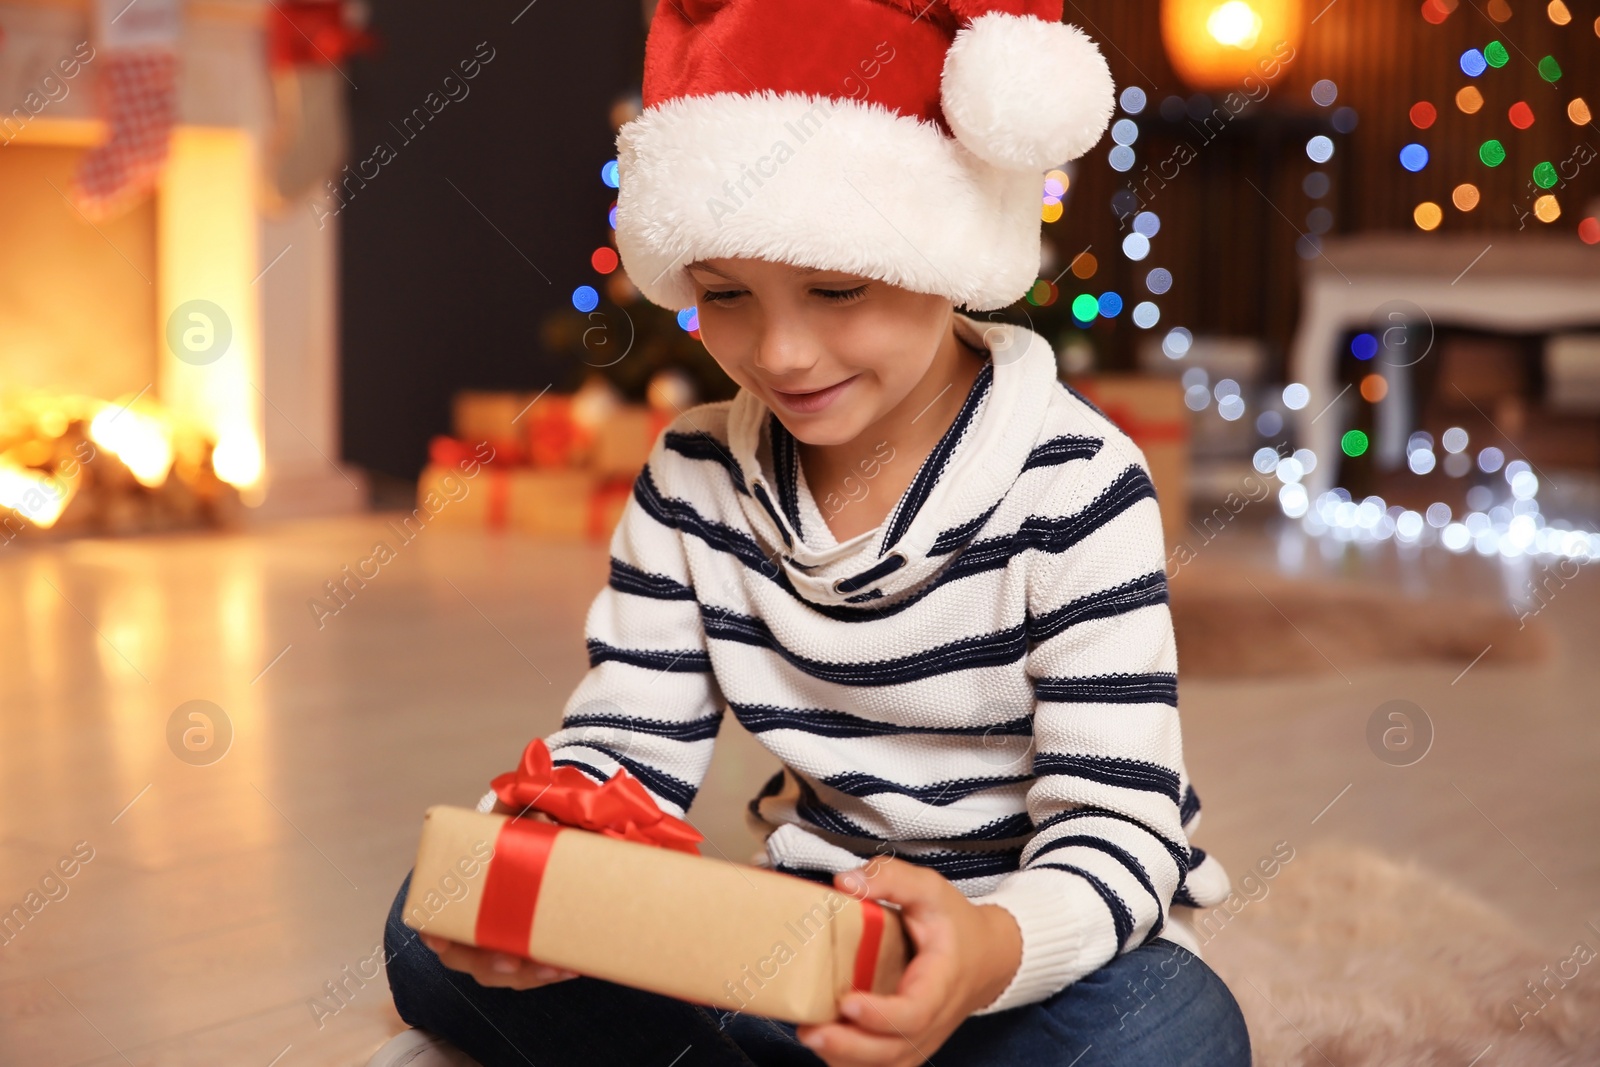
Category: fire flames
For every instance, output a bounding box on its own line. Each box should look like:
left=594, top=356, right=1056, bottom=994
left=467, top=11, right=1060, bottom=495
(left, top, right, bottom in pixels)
left=0, top=391, right=247, bottom=535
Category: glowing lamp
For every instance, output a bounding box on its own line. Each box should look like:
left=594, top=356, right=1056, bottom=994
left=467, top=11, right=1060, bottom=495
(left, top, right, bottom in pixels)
left=1162, top=0, right=1303, bottom=90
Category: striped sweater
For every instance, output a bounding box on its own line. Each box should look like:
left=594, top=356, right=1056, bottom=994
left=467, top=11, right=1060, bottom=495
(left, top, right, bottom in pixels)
left=521, top=313, right=1231, bottom=1014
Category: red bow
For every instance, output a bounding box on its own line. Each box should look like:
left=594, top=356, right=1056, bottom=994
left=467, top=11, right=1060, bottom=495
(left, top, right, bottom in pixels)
left=490, top=739, right=704, bottom=855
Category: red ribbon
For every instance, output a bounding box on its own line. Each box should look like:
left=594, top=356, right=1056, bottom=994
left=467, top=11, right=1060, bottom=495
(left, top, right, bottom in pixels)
left=852, top=899, right=885, bottom=994
left=490, top=738, right=704, bottom=854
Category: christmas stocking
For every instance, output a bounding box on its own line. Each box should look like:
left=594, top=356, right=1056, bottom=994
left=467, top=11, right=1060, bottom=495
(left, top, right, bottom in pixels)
left=70, top=0, right=181, bottom=220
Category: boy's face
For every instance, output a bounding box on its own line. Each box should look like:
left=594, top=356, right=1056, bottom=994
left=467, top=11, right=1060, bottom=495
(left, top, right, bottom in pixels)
left=684, top=257, right=953, bottom=447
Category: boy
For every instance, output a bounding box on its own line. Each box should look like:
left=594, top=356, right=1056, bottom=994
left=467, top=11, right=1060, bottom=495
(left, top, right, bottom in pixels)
left=379, top=2, right=1248, bottom=1064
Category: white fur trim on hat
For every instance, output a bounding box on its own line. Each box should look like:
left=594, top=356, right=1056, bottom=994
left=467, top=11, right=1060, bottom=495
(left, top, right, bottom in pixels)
left=614, top=91, right=1042, bottom=312
left=941, top=13, right=1116, bottom=171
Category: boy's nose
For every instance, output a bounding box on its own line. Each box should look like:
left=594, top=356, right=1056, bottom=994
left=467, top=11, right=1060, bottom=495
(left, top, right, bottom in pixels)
left=752, top=326, right=823, bottom=380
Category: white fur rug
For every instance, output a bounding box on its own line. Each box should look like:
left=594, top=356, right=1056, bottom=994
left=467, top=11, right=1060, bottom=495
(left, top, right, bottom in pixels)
left=1196, top=844, right=1600, bottom=1066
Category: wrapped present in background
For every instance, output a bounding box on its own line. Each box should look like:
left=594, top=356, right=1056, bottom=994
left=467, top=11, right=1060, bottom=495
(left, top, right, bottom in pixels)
left=451, top=391, right=533, bottom=466
left=1068, top=375, right=1191, bottom=552
left=403, top=741, right=911, bottom=1024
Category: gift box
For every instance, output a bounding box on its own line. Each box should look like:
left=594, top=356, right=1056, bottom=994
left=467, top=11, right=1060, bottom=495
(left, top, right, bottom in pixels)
left=416, top=460, right=635, bottom=543
left=1069, top=375, right=1190, bottom=551
left=402, top=741, right=911, bottom=1025
left=452, top=391, right=534, bottom=465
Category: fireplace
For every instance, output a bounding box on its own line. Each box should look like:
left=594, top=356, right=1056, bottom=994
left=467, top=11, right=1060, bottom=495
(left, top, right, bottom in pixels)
left=0, top=0, right=362, bottom=539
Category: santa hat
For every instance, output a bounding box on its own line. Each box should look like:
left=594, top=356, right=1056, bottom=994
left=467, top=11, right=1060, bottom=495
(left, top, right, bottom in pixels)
left=614, top=0, right=1116, bottom=313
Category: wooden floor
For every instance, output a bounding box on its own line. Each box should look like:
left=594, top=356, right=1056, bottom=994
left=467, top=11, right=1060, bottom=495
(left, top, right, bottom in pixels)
left=1, top=515, right=1595, bottom=1066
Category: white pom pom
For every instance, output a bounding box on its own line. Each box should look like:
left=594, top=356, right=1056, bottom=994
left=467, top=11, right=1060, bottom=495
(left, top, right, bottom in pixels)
left=941, top=13, right=1116, bottom=171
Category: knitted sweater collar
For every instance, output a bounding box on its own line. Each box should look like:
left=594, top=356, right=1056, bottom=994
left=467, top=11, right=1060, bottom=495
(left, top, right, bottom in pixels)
left=725, top=312, right=1056, bottom=607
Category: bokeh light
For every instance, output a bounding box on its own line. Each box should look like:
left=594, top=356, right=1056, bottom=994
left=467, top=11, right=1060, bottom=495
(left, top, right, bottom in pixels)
left=591, top=247, right=619, bottom=274
left=1487, top=0, right=1512, bottom=21
left=1533, top=161, right=1558, bottom=188
left=1579, top=217, right=1600, bottom=244
left=1109, top=145, right=1136, bottom=171
left=572, top=285, right=600, bottom=312
left=1534, top=195, right=1561, bottom=223
left=1283, top=383, right=1311, bottom=410
left=1452, top=183, right=1481, bottom=211
left=1400, top=144, right=1430, bottom=172
left=1071, top=293, right=1099, bottom=321
left=1479, top=139, right=1506, bottom=167
left=1351, top=333, right=1379, bottom=360
left=1163, top=327, right=1194, bottom=359
left=1112, top=119, right=1140, bottom=146
left=1122, top=233, right=1151, bottom=261
left=1457, top=86, right=1484, bottom=114
left=601, top=160, right=620, bottom=188
left=1120, top=86, right=1148, bottom=114
left=1570, top=99, right=1593, bottom=125
left=1132, top=301, right=1161, bottom=328
left=1311, top=80, right=1339, bottom=106
left=1133, top=211, right=1161, bottom=237
left=1409, top=101, right=1437, bottom=129
left=1304, top=172, right=1331, bottom=198
left=1306, top=136, right=1335, bottom=163
left=1413, top=201, right=1444, bottom=230
left=1071, top=252, right=1098, bottom=279
left=1484, top=40, right=1510, bottom=68
left=1342, top=430, right=1370, bottom=457
left=1459, top=48, right=1487, bottom=77
left=1098, top=292, right=1124, bottom=318
left=1539, top=55, right=1563, bottom=82
left=1042, top=201, right=1064, bottom=223
left=1146, top=268, right=1173, bottom=294
left=1360, top=374, right=1388, bottom=402
left=1509, top=101, right=1536, bottom=129
left=1548, top=0, right=1572, bottom=24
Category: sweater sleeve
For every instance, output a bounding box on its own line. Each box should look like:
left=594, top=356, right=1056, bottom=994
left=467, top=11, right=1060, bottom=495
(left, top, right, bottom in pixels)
left=966, top=439, right=1191, bottom=1015
left=534, top=433, right=728, bottom=820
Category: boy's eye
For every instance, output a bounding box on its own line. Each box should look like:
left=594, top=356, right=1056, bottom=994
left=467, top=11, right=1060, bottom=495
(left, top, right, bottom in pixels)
left=699, top=289, right=745, bottom=303
left=814, top=284, right=868, bottom=302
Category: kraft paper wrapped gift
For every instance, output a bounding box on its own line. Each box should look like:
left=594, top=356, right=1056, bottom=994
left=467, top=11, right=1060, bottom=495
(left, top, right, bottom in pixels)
left=402, top=740, right=911, bottom=1024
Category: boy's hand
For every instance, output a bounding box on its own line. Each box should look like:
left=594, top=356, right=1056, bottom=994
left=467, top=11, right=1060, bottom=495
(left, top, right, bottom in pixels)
left=419, top=933, right=580, bottom=990
left=422, top=802, right=577, bottom=989
left=793, top=857, right=1022, bottom=1067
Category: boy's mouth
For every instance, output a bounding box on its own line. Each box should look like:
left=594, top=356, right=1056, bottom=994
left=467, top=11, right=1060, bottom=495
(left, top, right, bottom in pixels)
left=770, top=375, right=859, bottom=414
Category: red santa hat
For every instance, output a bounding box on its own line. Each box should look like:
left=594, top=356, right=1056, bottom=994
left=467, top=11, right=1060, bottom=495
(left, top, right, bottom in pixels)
left=614, top=0, right=1116, bottom=313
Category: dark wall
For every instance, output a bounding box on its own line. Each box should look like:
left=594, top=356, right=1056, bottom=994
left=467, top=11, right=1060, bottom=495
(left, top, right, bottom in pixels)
left=339, top=0, right=643, bottom=481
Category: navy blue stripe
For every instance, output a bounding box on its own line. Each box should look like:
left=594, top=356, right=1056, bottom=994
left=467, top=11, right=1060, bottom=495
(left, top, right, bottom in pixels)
left=586, top=638, right=712, bottom=673
left=768, top=415, right=806, bottom=540
left=1035, top=806, right=1189, bottom=873
left=930, top=501, right=1001, bottom=555
left=545, top=757, right=609, bottom=786
left=663, top=430, right=750, bottom=496
left=1032, top=754, right=1182, bottom=803
left=608, top=558, right=697, bottom=601
left=730, top=702, right=1031, bottom=739
left=1172, top=883, right=1201, bottom=909
left=1188, top=845, right=1207, bottom=871
left=750, top=482, right=793, bottom=548
left=1022, top=434, right=1104, bottom=471
left=834, top=552, right=906, bottom=594
left=555, top=746, right=697, bottom=811
left=1033, top=834, right=1165, bottom=920
left=1035, top=672, right=1178, bottom=706
left=1181, top=785, right=1201, bottom=825
left=1028, top=571, right=1169, bottom=644
left=879, top=361, right=993, bottom=555
left=636, top=461, right=1153, bottom=624
left=746, top=769, right=788, bottom=820
left=561, top=711, right=722, bottom=744
left=902, top=848, right=1021, bottom=881
left=772, top=864, right=845, bottom=888
left=793, top=776, right=877, bottom=838
left=701, top=606, right=1027, bottom=686
left=951, top=811, right=1037, bottom=841
left=820, top=770, right=1031, bottom=806
left=1033, top=862, right=1136, bottom=951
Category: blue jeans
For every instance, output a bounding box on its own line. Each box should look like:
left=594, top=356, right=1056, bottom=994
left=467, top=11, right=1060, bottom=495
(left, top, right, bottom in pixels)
left=384, top=872, right=1250, bottom=1066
